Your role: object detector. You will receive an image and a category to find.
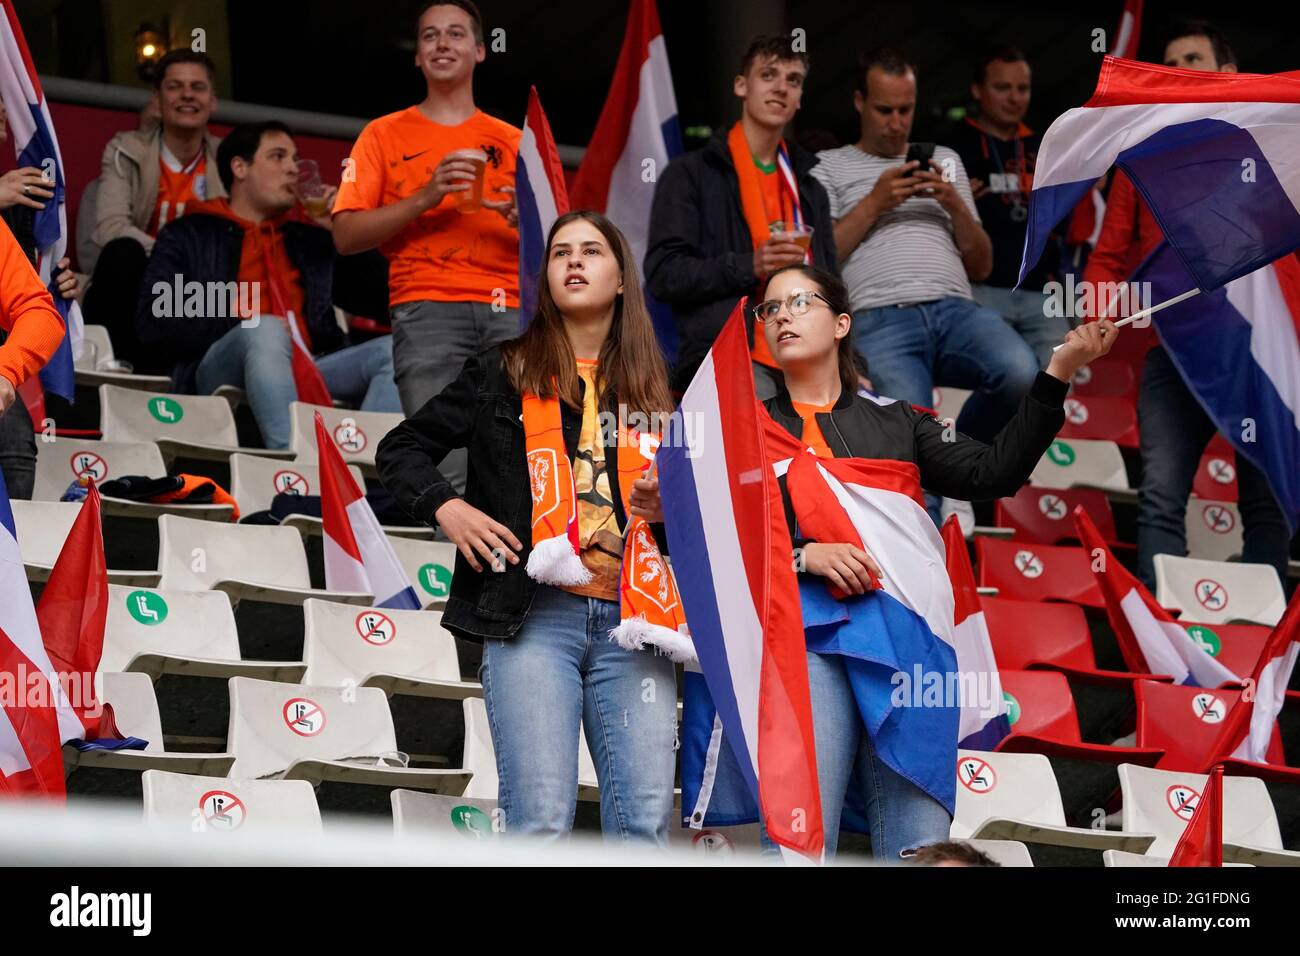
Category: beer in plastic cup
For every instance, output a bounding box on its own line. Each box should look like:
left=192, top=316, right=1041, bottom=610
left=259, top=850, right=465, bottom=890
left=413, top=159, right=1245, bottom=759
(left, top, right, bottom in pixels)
left=294, top=159, right=330, bottom=217
left=447, top=148, right=488, bottom=213
left=780, top=225, right=814, bottom=251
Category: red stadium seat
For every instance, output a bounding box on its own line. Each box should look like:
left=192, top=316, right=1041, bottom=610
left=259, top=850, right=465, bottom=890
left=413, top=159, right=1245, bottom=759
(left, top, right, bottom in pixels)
left=1058, top=395, right=1140, bottom=448
left=1192, top=437, right=1239, bottom=503
left=976, top=538, right=1105, bottom=607
left=1179, top=621, right=1272, bottom=680
left=1070, top=356, right=1136, bottom=398
left=993, top=486, right=1123, bottom=548
left=1134, top=679, right=1285, bottom=772
left=995, top=670, right=1163, bottom=766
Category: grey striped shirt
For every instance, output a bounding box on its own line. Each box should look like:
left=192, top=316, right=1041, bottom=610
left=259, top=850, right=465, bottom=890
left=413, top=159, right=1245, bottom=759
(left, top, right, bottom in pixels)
left=811, top=144, right=979, bottom=312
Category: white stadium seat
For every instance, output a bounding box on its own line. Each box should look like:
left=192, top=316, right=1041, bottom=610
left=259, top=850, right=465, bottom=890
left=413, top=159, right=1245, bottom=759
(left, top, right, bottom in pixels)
left=226, top=677, right=470, bottom=793
left=155, top=514, right=372, bottom=607
left=102, top=584, right=304, bottom=682
left=951, top=749, right=1154, bottom=853
left=387, top=536, right=458, bottom=608
left=1103, top=849, right=1252, bottom=867
left=1117, top=763, right=1300, bottom=865
left=1184, top=498, right=1244, bottom=562
left=10, top=500, right=159, bottom=586
left=961, top=838, right=1035, bottom=867
left=1153, top=554, right=1287, bottom=625
left=75, top=325, right=171, bottom=391
left=390, top=789, right=501, bottom=839
left=66, top=672, right=233, bottom=776
left=1029, top=437, right=1132, bottom=498
left=142, top=769, right=322, bottom=836
left=99, top=383, right=294, bottom=463
left=288, top=401, right=402, bottom=477
left=302, top=599, right=479, bottom=699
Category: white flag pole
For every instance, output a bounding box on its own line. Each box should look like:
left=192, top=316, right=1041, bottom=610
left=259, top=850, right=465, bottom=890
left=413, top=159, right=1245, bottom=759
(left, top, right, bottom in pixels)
left=1052, top=287, right=1202, bottom=351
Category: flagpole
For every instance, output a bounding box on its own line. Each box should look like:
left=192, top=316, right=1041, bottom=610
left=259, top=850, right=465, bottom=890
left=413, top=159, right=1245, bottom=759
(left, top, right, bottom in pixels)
left=1052, top=286, right=1201, bottom=351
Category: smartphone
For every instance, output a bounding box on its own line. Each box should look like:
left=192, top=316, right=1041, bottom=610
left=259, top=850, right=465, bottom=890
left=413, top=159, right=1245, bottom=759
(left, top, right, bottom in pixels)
left=904, top=142, right=936, bottom=174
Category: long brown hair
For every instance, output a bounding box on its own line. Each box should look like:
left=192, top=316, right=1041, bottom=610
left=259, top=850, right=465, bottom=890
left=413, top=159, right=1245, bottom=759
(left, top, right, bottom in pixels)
left=764, top=263, right=862, bottom=399
left=502, top=210, right=673, bottom=419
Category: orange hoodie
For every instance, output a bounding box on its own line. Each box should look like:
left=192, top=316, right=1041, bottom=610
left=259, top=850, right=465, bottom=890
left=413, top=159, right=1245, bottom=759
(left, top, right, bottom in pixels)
left=0, top=219, right=66, bottom=389
left=190, top=198, right=307, bottom=341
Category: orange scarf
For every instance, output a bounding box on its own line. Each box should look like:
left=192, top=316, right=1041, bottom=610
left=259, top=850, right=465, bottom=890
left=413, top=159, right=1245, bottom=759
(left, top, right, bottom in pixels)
left=728, top=121, right=806, bottom=369
left=522, top=384, right=693, bottom=661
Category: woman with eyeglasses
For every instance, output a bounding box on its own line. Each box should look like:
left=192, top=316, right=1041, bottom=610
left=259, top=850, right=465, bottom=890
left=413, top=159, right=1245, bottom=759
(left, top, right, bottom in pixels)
left=748, top=263, right=1117, bottom=859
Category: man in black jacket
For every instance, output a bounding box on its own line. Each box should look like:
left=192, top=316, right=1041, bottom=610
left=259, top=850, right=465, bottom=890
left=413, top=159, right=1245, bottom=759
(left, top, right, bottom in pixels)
left=137, top=122, right=397, bottom=448
left=645, top=34, right=838, bottom=396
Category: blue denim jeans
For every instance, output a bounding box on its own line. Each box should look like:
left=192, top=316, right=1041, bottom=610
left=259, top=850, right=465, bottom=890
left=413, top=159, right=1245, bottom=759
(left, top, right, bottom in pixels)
left=760, top=650, right=952, bottom=861
left=853, top=296, right=1039, bottom=519
left=971, top=284, right=1073, bottom=370
left=195, top=318, right=399, bottom=448
left=479, top=584, right=678, bottom=845
left=1136, top=345, right=1289, bottom=589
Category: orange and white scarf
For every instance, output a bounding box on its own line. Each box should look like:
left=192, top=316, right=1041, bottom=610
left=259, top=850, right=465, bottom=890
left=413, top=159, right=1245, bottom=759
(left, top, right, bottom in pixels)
left=522, top=387, right=694, bottom=661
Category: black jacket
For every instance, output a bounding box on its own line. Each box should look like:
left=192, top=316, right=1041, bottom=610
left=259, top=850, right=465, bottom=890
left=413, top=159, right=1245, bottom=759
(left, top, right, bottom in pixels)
left=135, top=213, right=346, bottom=393
left=644, top=131, right=838, bottom=391
left=375, top=346, right=668, bottom=642
left=764, top=371, right=1071, bottom=543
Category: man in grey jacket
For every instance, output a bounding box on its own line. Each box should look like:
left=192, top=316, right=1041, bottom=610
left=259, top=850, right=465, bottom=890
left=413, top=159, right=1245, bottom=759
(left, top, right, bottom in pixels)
left=82, top=49, right=225, bottom=372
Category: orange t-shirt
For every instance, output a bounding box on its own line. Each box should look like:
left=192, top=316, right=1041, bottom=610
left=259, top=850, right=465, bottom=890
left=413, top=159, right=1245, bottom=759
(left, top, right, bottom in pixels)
left=149, top=146, right=210, bottom=236
left=791, top=400, right=836, bottom=458
left=334, top=107, right=521, bottom=309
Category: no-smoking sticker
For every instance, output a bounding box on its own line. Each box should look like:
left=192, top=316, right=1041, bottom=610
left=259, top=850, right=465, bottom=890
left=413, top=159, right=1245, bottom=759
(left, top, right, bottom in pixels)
left=1207, top=458, right=1235, bottom=485
left=1166, top=784, right=1200, bottom=821
left=1194, top=578, right=1228, bottom=613
left=356, top=610, right=396, bottom=646
left=199, top=789, right=246, bottom=830
left=1037, top=493, right=1067, bottom=521
left=283, top=697, right=326, bottom=737
left=333, top=420, right=367, bottom=454
left=1192, top=693, right=1226, bottom=724
left=957, top=756, right=997, bottom=793
left=1064, top=399, right=1089, bottom=425
left=71, top=451, right=107, bottom=482
left=273, top=469, right=311, bottom=496
left=1014, top=550, right=1044, bottom=578
left=1202, top=504, right=1236, bottom=535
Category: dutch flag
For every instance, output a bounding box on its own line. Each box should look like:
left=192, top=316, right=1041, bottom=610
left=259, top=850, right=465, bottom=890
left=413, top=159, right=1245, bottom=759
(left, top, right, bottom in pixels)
left=516, top=86, right=569, bottom=325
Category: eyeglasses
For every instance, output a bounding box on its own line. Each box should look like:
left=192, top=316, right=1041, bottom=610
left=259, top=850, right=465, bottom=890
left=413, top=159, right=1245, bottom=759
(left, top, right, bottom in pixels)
left=752, top=289, right=832, bottom=324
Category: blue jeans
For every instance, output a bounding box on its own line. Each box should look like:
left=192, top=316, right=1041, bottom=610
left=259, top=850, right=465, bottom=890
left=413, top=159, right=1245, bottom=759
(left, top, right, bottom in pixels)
left=195, top=318, right=399, bottom=448
left=760, top=650, right=952, bottom=860
left=479, top=585, right=678, bottom=845
left=971, top=284, right=1073, bottom=370
left=1136, top=345, right=1289, bottom=589
left=853, top=296, right=1039, bottom=519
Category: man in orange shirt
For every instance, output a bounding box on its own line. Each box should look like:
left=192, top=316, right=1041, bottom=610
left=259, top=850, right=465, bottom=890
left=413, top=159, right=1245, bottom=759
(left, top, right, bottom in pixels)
left=334, top=0, right=519, bottom=493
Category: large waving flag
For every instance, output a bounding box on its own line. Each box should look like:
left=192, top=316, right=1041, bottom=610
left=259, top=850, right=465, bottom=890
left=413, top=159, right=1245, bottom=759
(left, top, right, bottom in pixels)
left=1133, top=246, right=1300, bottom=531
left=516, top=86, right=569, bottom=325
left=0, top=2, right=79, bottom=400
left=659, top=300, right=823, bottom=861
left=1075, top=507, right=1238, bottom=686
left=316, top=412, right=417, bottom=609
left=1019, top=56, right=1300, bottom=293
left=569, top=0, right=682, bottom=358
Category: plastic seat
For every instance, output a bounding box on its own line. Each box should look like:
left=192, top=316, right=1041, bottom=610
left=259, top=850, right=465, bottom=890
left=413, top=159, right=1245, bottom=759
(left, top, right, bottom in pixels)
left=102, top=584, right=304, bottom=682
left=75, top=326, right=171, bottom=391
left=1185, top=498, right=1243, bottom=562
left=1058, top=395, right=1140, bottom=448
left=996, top=670, right=1163, bottom=766
left=1133, top=679, right=1285, bottom=772
left=99, top=383, right=293, bottom=463
left=390, top=789, right=501, bottom=839
left=66, top=671, right=233, bottom=776
left=959, top=838, right=1034, bottom=867
left=10, top=500, right=159, bottom=586
left=1069, top=356, right=1135, bottom=398
left=975, top=537, right=1104, bottom=607
left=1103, top=849, right=1253, bottom=867
left=1178, top=621, right=1271, bottom=679
left=142, top=769, right=322, bottom=835
left=288, top=402, right=402, bottom=477
left=156, top=514, right=372, bottom=607
left=226, top=676, right=471, bottom=793
left=460, top=696, right=598, bottom=802
left=1191, top=436, right=1239, bottom=503
left=993, top=485, right=1121, bottom=547
left=387, top=536, right=458, bottom=608
left=1117, top=763, right=1299, bottom=863
left=1153, top=554, right=1286, bottom=625
left=301, top=598, right=480, bottom=699
left=1028, top=438, right=1131, bottom=497
left=950, top=749, right=1154, bottom=852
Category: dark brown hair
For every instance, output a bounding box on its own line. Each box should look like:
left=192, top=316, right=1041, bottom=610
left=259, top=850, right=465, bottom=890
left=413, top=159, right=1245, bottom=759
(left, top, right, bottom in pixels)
left=764, top=264, right=861, bottom=399
left=502, top=211, right=673, bottom=420
left=153, top=50, right=216, bottom=89
left=972, top=44, right=1028, bottom=85
left=908, top=840, right=1001, bottom=867
left=417, top=0, right=484, bottom=44
left=739, top=33, right=810, bottom=76
left=855, top=46, right=915, bottom=95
